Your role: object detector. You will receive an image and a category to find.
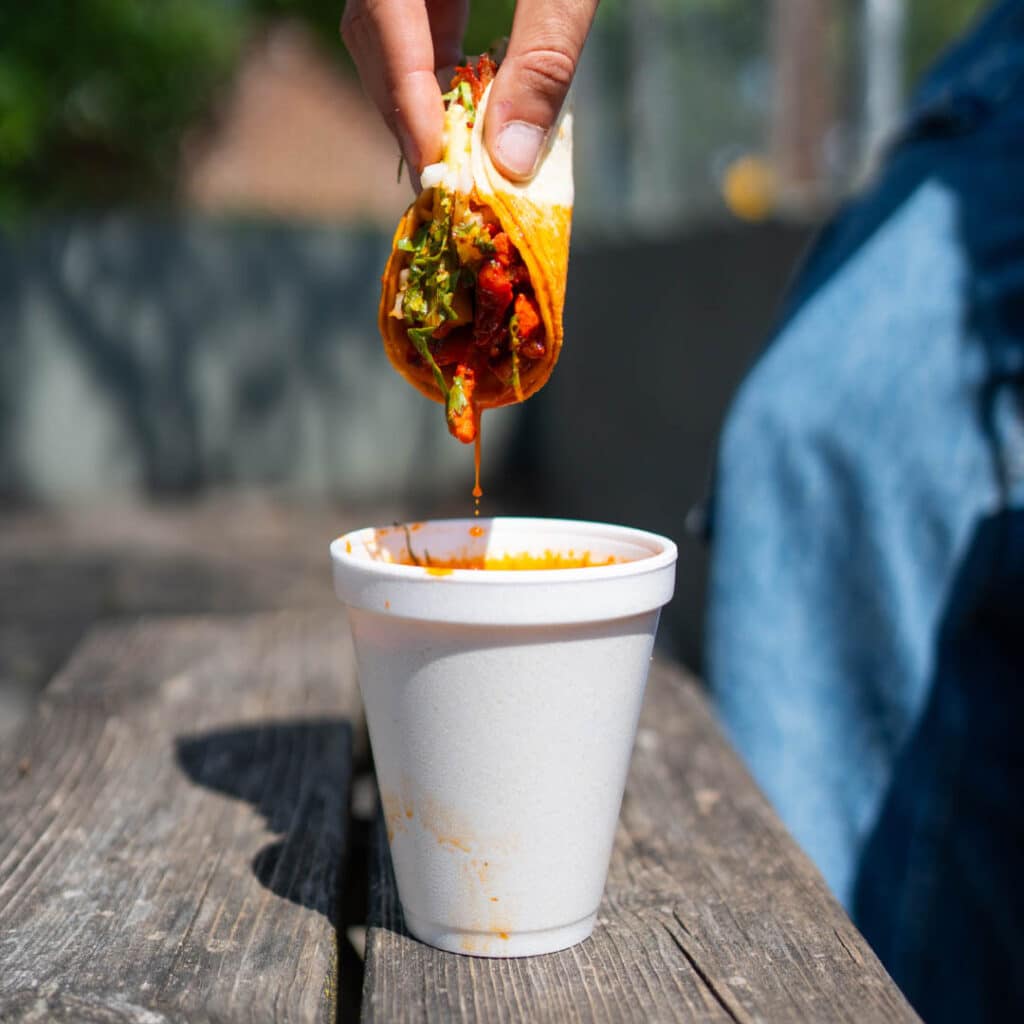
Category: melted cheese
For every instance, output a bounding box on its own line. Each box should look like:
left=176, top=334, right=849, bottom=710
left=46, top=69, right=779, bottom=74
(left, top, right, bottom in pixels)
left=420, top=99, right=474, bottom=194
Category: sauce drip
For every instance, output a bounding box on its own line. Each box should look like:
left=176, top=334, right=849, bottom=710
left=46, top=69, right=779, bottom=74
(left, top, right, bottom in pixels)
left=472, top=411, right=483, bottom=515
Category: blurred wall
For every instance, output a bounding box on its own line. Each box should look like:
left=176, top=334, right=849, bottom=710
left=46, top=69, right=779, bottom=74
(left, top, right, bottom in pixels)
left=0, top=217, right=512, bottom=506
left=0, top=216, right=814, bottom=665
left=527, top=222, right=815, bottom=665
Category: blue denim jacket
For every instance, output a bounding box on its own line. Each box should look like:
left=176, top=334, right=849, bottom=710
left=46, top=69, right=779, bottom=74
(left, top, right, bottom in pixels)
left=707, top=3, right=1024, bottom=1020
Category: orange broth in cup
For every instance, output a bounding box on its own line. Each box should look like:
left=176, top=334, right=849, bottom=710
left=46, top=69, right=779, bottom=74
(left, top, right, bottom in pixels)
left=405, top=550, right=624, bottom=573
left=368, top=524, right=635, bottom=572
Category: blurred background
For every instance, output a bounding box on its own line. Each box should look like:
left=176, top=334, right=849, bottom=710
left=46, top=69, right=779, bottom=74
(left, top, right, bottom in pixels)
left=0, top=0, right=984, bottom=737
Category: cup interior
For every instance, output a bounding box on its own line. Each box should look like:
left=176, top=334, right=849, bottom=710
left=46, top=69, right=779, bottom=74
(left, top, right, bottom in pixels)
left=335, top=517, right=672, bottom=576
left=331, top=518, right=678, bottom=626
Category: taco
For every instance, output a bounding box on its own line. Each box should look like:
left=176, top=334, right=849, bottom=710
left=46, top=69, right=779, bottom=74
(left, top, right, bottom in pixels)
left=379, top=56, right=573, bottom=443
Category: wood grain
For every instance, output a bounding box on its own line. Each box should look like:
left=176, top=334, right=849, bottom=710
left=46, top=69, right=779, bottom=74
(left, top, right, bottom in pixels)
left=0, top=610, right=362, bottom=1023
left=0, top=496, right=390, bottom=741
left=361, top=659, right=920, bottom=1023
left=0, top=497, right=366, bottom=616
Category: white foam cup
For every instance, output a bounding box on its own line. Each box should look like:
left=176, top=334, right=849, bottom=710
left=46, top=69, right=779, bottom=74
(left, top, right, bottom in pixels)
left=331, top=517, right=677, bottom=957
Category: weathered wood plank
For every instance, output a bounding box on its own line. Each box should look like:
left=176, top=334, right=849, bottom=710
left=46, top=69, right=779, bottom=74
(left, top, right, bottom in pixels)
left=0, top=496, right=376, bottom=742
left=0, top=609, right=362, bottom=1023
left=0, top=621, right=89, bottom=743
left=362, top=660, right=920, bottom=1023
left=0, top=496, right=388, bottom=566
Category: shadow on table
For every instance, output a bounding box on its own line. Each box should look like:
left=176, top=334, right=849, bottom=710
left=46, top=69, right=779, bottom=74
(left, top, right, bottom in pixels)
left=366, top=813, right=413, bottom=943
left=175, top=719, right=367, bottom=1017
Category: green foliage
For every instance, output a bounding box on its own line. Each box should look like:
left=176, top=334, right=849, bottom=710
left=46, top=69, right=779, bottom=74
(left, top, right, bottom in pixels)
left=0, top=0, right=522, bottom=220
left=463, top=2, right=515, bottom=55
left=0, top=1, right=244, bottom=217
left=0, top=0, right=991, bottom=221
left=906, top=0, right=985, bottom=85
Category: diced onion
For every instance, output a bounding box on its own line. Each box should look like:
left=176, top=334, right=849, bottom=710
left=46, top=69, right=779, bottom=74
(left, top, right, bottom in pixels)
left=420, top=162, right=446, bottom=189
left=392, top=268, right=410, bottom=318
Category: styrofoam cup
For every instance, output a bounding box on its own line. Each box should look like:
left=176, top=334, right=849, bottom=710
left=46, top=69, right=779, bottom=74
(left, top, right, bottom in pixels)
left=331, top=517, right=677, bottom=957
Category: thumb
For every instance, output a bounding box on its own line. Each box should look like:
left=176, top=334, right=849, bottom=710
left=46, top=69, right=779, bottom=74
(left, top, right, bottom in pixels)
left=483, top=0, right=597, bottom=182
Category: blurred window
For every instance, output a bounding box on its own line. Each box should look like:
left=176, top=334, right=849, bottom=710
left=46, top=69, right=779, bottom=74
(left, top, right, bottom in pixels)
left=0, top=0, right=985, bottom=227
left=573, top=0, right=986, bottom=233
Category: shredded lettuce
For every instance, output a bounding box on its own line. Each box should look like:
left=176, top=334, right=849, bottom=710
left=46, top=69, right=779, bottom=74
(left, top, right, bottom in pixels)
left=441, top=80, right=475, bottom=120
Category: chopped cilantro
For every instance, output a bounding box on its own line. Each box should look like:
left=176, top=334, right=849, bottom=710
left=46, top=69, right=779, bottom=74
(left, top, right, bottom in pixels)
left=399, top=189, right=463, bottom=401
left=407, top=325, right=449, bottom=399
left=454, top=220, right=495, bottom=255
left=447, top=373, right=469, bottom=425
left=397, top=225, right=428, bottom=253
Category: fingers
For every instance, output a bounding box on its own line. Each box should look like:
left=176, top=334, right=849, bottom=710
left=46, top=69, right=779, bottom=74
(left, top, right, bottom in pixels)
left=342, top=0, right=465, bottom=175
left=428, top=0, right=468, bottom=105
left=483, top=0, right=597, bottom=181
left=426, top=0, right=467, bottom=71
left=341, top=0, right=588, bottom=185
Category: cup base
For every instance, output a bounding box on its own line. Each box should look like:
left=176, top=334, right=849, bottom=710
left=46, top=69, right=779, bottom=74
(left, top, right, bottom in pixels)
left=402, top=909, right=598, bottom=958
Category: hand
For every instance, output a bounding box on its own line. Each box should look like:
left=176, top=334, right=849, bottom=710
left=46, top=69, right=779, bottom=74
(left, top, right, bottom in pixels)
left=341, top=0, right=597, bottom=184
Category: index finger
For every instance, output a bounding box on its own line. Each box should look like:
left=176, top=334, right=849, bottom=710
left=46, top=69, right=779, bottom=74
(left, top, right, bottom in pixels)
left=341, top=0, right=446, bottom=173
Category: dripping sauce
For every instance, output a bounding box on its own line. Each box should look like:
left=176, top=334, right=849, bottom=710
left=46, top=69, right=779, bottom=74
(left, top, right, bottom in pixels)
left=472, top=412, right=483, bottom=514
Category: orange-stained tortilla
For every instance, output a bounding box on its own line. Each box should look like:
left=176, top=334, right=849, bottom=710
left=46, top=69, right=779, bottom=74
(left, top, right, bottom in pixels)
left=380, top=199, right=571, bottom=425
left=379, top=65, right=573, bottom=445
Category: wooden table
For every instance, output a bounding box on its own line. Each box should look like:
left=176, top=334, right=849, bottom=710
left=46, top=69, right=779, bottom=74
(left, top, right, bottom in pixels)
left=0, top=500, right=920, bottom=1022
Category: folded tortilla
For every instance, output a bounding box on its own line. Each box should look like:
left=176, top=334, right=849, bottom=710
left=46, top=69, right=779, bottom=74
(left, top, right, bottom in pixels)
left=379, top=61, right=573, bottom=443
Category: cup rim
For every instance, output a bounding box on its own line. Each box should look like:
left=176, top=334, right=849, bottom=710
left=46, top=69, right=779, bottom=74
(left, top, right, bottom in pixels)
left=330, top=516, right=678, bottom=585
